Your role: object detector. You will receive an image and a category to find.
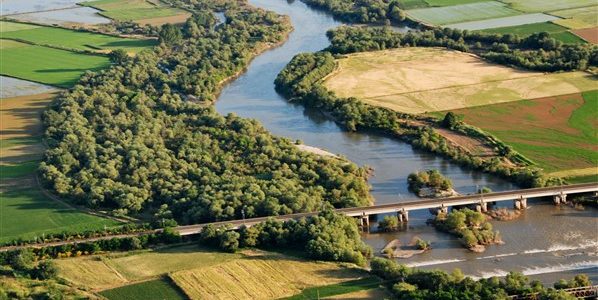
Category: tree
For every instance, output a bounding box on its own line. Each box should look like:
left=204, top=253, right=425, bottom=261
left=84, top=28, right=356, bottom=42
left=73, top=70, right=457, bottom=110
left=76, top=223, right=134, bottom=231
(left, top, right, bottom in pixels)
left=32, top=261, right=58, bottom=280
left=109, top=49, right=129, bottom=64
left=378, top=215, right=399, bottom=232
left=159, top=23, right=183, bottom=45
left=442, top=112, right=462, bottom=129
left=219, top=231, right=240, bottom=253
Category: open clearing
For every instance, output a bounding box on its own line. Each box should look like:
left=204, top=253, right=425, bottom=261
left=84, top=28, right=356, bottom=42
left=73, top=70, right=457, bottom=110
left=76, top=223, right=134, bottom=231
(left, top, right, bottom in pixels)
left=100, top=279, right=186, bottom=300
left=551, top=6, right=598, bottom=29
left=450, top=91, right=598, bottom=175
left=323, top=47, right=597, bottom=113
left=405, top=2, right=520, bottom=26
left=82, top=0, right=191, bottom=25
left=0, top=40, right=110, bottom=87
left=0, top=21, right=156, bottom=53
left=283, top=277, right=382, bottom=300
left=499, top=0, right=596, bottom=13
left=170, top=256, right=365, bottom=300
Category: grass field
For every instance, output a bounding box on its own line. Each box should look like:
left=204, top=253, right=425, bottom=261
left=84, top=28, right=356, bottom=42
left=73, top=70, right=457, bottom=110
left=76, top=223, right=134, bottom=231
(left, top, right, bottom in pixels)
left=480, top=22, right=586, bottom=44
left=323, top=47, right=597, bottom=113
left=448, top=13, right=558, bottom=30
left=499, top=0, right=596, bottom=13
left=282, top=277, right=382, bottom=300
left=82, top=0, right=190, bottom=25
left=0, top=41, right=110, bottom=87
left=450, top=91, right=598, bottom=176
left=0, top=21, right=156, bottom=53
left=170, top=256, right=366, bottom=300
left=552, top=6, right=598, bottom=29
left=100, top=278, right=186, bottom=300
left=406, top=2, right=520, bottom=25
left=0, top=187, right=120, bottom=243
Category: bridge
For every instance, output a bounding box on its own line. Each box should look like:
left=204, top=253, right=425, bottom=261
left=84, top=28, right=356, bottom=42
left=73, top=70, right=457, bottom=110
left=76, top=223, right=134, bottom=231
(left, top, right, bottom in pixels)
left=509, top=285, right=598, bottom=299
left=177, top=182, right=598, bottom=235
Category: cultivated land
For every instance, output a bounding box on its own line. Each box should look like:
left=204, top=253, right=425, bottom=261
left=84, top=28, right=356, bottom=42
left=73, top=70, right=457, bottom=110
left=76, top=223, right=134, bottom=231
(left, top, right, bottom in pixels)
left=0, top=40, right=110, bottom=87
left=56, top=246, right=368, bottom=299
left=323, top=47, right=597, bottom=113
left=480, top=22, right=586, bottom=44
left=82, top=0, right=191, bottom=25
left=405, top=1, right=520, bottom=26
left=450, top=91, right=598, bottom=179
left=572, top=27, right=598, bottom=44
left=0, top=21, right=156, bottom=53
left=499, top=0, right=596, bottom=13
left=447, top=13, right=558, bottom=30
left=551, top=6, right=598, bottom=29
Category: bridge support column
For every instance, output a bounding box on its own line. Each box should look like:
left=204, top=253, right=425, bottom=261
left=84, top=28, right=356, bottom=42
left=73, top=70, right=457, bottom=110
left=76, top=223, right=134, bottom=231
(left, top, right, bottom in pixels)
left=514, top=198, right=527, bottom=210
left=437, top=206, right=448, bottom=215
left=553, top=194, right=567, bottom=205
left=476, top=202, right=488, bottom=213
left=358, top=213, right=370, bottom=232
left=398, top=210, right=409, bottom=223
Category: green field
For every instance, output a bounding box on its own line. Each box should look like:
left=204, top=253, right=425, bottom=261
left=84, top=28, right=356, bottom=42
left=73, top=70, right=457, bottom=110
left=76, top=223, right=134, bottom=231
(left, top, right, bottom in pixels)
left=283, top=277, right=382, bottom=300
left=406, top=1, right=520, bottom=25
left=0, top=22, right=40, bottom=32
left=0, top=160, right=39, bottom=179
left=0, top=21, right=156, bottom=53
left=481, top=22, right=586, bottom=44
left=100, top=279, right=186, bottom=300
left=82, top=0, right=188, bottom=22
left=552, top=6, right=598, bottom=29
left=451, top=91, right=598, bottom=176
left=0, top=41, right=110, bottom=87
left=499, top=0, right=596, bottom=13
left=398, top=0, right=487, bottom=9
left=0, top=188, right=120, bottom=243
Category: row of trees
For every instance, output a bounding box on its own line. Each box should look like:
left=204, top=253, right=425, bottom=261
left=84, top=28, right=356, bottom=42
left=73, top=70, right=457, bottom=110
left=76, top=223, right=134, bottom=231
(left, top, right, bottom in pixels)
left=198, top=210, right=373, bottom=265
left=370, top=257, right=591, bottom=299
left=275, top=52, right=559, bottom=188
left=326, top=26, right=597, bottom=71
left=41, top=0, right=372, bottom=224
left=300, top=0, right=407, bottom=24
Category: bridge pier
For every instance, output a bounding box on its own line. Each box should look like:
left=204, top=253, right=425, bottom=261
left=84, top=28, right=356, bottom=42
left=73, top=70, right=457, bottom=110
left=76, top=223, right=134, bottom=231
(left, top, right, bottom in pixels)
left=437, top=205, right=448, bottom=215
left=514, top=198, right=527, bottom=210
left=397, top=209, right=409, bottom=222
left=475, top=201, right=488, bottom=213
left=358, top=213, right=370, bottom=232
left=553, top=194, right=567, bottom=205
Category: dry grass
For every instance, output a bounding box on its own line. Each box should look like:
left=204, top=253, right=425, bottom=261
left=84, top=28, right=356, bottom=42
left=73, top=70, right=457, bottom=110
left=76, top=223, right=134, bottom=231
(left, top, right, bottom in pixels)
left=55, top=257, right=128, bottom=290
left=170, top=256, right=363, bottom=300
left=323, top=48, right=596, bottom=113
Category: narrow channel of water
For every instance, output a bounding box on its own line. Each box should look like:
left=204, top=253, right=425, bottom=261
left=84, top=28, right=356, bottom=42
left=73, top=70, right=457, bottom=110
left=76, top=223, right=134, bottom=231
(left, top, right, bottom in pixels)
left=215, top=0, right=597, bottom=282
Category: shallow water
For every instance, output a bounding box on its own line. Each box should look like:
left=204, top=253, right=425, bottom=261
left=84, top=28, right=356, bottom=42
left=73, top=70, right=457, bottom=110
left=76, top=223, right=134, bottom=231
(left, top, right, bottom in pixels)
left=214, top=0, right=597, bottom=282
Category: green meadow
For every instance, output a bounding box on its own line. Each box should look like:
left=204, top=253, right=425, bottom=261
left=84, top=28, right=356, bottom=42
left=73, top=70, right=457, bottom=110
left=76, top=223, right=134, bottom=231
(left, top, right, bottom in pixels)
left=82, top=0, right=188, bottom=21
left=100, top=279, right=186, bottom=300
left=481, top=22, right=586, bottom=44
left=0, top=21, right=156, bottom=53
left=0, top=40, right=110, bottom=87
left=283, top=277, right=382, bottom=300
left=405, top=1, right=520, bottom=25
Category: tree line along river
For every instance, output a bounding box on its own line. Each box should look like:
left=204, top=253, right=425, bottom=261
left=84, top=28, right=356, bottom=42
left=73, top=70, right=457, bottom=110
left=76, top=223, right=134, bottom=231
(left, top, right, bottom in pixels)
left=214, top=0, right=597, bottom=283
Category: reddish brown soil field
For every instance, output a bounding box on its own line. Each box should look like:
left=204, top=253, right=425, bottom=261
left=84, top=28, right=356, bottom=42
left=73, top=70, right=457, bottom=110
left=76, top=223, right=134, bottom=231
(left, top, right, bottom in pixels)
left=572, top=27, right=598, bottom=43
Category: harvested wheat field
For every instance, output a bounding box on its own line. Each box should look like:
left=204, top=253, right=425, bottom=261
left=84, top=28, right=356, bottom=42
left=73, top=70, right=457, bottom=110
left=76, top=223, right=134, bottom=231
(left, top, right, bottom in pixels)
left=55, top=257, right=128, bottom=290
left=323, top=47, right=597, bottom=113
left=170, top=257, right=364, bottom=300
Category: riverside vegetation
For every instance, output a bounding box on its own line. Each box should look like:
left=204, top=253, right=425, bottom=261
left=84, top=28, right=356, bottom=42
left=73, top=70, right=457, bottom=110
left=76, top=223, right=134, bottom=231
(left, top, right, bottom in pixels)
left=40, top=0, right=372, bottom=226
left=275, top=25, right=598, bottom=187
left=432, top=208, right=501, bottom=252
left=408, top=169, right=454, bottom=197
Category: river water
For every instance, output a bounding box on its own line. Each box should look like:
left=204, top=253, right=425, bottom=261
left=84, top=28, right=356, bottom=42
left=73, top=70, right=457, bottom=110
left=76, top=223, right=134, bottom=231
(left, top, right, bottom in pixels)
left=215, top=0, right=598, bottom=282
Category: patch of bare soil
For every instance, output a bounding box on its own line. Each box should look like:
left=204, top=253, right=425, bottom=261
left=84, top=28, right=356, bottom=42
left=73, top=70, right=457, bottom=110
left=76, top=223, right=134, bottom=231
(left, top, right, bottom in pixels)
left=572, top=27, right=598, bottom=44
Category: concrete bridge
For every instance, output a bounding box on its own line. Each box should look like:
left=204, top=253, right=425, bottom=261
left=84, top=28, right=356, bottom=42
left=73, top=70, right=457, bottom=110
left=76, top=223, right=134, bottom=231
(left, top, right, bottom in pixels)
left=177, top=182, right=598, bottom=235
left=508, top=285, right=598, bottom=299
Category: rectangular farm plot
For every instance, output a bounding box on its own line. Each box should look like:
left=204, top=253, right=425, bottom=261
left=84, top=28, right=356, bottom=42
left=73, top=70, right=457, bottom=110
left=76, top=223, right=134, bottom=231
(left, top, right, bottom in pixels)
left=450, top=91, right=598, bottom=174
left=82, top=0, right=190, bottom=25
left=405, top=1, right=520, bottom=25
left=481, top=22, right=586, bottom=44
left=100, top=279, right=186, bottom=300
left=0, top=41, right=110, bottom=87
left=447, top=13, right=559, bottom=30
left=0, top=21, right=156, bottom=53
left=499, top=0, right=596, bottom=13
left=323, top=48, right=597, bottom=114
left=552, top=6, right=598, bottom=29
left=572, top=27, right=598, bottom=43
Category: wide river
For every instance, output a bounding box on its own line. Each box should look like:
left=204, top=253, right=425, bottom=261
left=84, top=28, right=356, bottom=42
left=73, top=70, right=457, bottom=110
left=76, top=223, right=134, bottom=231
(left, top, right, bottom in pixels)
left=215, top=0, right=598, bottom=282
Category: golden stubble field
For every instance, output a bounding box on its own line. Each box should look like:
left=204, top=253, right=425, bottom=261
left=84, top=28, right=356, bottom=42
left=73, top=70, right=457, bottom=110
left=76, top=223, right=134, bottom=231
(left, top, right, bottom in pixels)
left=323, top=47, right=597, bottom=114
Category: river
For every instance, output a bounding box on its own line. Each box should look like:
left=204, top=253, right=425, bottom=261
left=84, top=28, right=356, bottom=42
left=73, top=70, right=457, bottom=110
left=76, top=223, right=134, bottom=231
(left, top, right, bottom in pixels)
left=215, top=0, right=598, bottom=282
